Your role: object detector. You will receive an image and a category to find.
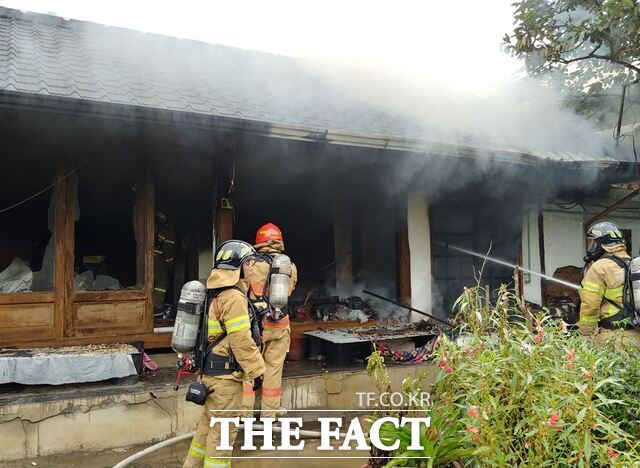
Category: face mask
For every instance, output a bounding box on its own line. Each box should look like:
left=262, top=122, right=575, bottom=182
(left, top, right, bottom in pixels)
left=584, top=239, right=604, bottom=263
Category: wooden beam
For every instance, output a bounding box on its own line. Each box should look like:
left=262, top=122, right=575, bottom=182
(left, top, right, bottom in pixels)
left=143, top=158, right=155, bottom=333
left=333, top=198, right=353, bottom=295
left=2, top=331, right=173, bottom=350
left=74, top=290, right=146, bottom=302
left=216, top=201, right=234, bottom=243
left=63, top=168, right=77, bottom=337
left=0, top=292, right=55, bottom=305
left=397, top=195, right=411, bottom=307
left=586, top=188, right=640, bottom=228
left=54, top=158, right=67, bottom=340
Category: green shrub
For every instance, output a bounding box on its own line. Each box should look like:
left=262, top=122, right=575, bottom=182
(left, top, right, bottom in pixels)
left=600, top=345, right=640, bottom=441
left=369, top=284, right=640, bottom=467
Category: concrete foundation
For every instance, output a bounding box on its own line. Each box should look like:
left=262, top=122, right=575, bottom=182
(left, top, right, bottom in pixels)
left=0, top=363, right=437, bottom=462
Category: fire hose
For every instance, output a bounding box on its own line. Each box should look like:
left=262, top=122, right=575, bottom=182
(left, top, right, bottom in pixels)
left=113, top=422, right=328, bottom=468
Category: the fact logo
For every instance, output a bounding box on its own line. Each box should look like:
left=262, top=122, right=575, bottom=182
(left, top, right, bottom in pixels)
left=210, top=416, right=431, bottom=452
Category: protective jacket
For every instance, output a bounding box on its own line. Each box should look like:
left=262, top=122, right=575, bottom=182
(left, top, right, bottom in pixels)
left=579, top=244, right=640, bottom=347
left=183, top=277, right=265, bottom=468
left=242, top=239, right=297, bottom=418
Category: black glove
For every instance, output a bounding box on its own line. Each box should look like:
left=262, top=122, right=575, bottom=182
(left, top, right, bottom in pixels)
left=253, top=377, right=263, bottom=392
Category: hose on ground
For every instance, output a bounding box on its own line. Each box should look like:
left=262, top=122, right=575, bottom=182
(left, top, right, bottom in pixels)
left=113, top=423, right=326, bottom=467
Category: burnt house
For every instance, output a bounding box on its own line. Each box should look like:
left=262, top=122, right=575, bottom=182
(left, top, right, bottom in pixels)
left=0, top=7, right=636, bottom=350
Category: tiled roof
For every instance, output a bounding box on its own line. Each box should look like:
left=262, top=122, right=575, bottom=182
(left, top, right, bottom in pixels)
left=0, top=7, right=419, bottom=137
left=0, top=7, right=634, bottom=166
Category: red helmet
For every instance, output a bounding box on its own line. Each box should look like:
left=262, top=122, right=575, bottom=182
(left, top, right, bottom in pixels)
left=255, top=223, right=283, bottom=245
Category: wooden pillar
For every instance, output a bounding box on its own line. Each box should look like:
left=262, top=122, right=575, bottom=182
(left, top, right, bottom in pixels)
left=397, top=195, right=411, bottom=307
left=141, top=160, right=155, bottom=332
left=334, top=198, right=353, bottom=296
left=62, top=166, right=77, bottom=337
left=54, top=159, right=68, bottom=340
left=216, top=198, right=234, bottom=244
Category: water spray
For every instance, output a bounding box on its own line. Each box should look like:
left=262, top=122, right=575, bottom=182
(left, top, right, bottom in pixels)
left=437, top=242, right=580, bottom=291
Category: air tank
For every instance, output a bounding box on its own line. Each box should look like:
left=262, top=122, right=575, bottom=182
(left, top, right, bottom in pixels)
left=269, top=254, right=292, bottom=310
left=171, top=281, right=206, bottom=357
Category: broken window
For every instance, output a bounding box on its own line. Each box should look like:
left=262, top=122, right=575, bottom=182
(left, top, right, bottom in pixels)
left=0, top=156, right=56, bottom=293
left=73, top=157, right=141, bottom=291
left=432, top=206, right=522, bottom=315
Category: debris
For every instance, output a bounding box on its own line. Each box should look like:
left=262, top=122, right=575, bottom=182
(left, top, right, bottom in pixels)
left=304, top=322, right=440, bottom=344
left=143, top=352, right=159, bottom=371
left=348, top=310, right=369, bottom=323
left=0, top=258, right=32, bottom=293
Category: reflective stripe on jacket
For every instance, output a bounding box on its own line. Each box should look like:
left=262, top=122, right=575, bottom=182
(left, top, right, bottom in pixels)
left=206, top=280, right=265, bottom=380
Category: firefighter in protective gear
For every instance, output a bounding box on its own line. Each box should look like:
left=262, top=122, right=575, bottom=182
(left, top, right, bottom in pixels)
left=242, top=223, right=298, bottom=419
left=578, top=222, right=640, bottom=348
left=183, top=240, right=265, bottom=468
left=153, top=212, right=176, bottom=313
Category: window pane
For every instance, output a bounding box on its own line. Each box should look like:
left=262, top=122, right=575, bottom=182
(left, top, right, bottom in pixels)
left=0, top=157, right=56, bottom=293
left=74, top=157, right=141, bottom=291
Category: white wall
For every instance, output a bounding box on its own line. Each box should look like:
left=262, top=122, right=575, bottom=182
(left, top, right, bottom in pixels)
left=543, top=210, right=586, bottom=273
left=521, top=211, right=542, bottom=304
left=522, top=208, right=584, bottom=304
left=407, top=191, right=432, bottom=321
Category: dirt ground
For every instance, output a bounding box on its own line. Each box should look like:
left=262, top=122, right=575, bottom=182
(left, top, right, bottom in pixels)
left=5, top=438, right=370, bottom=468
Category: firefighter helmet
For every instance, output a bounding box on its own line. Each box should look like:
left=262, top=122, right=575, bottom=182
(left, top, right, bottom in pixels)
left=584, top=221, right=624, bottom=263
left=214, top=240, right=256, bottom=270
left=255, top=223, right=283, bottom=245
left=587, top=222, right=624, bottom=245
left=208, top=240, right=257, bottom=289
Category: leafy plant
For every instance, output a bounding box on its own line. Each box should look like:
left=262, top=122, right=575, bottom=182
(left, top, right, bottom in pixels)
left=376, top=405, right=474, bottom=468
left=365, top=348, right=474, bottom=467
left=600, top=344, right=640, bottom=440
left=367, top=283, right=640, bottom=467
left=433, top=284, right=640, bottom=466
left=505, top=0, right=640, bottom=91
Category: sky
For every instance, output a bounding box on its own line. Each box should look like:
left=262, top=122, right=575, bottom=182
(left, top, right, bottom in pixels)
left=0, top=0, right=522, bottom=96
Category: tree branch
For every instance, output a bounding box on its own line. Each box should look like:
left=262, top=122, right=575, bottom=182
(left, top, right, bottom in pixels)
left=557, top=53, right=640, bottom=77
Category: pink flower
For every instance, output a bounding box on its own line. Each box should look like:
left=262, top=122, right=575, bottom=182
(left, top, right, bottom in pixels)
left=438, top=360, right=447, bottom=368
left=608, top=446, right=619, bottom=459
left=466, top=426, right=479, bottom=434
left=534, top=334, right=543, bottom=345
left=545, top=410, right=561, bottom=430
left=567, top=362, right=574, bottom=370
left=471, top=434, right=480, bottom=442
left=567, top=349, right=575, bottom=361
left=468, top=406, right=479, bottom=418
left=583, top=371, right=591, bottom=380
left=444, top=367, right=453, bottom=374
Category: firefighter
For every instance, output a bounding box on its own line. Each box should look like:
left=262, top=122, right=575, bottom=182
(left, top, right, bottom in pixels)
left=153, top=212, right=176, bottom=317
left=242, top=223, right=298, bottom=419
left=578, top=221, right=640, bottom=348
left=183, top=240, right=265, bottom=468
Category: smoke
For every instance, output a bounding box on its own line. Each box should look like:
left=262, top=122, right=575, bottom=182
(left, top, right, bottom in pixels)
left=306, top=63, right=624, bottom=159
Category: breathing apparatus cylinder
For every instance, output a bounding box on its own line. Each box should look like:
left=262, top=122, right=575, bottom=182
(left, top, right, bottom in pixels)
left=171, top=281, right=206, bottom=357
left=269, top=254, right=292, bottom=311
left=630, top=257, right=640, bottom=314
